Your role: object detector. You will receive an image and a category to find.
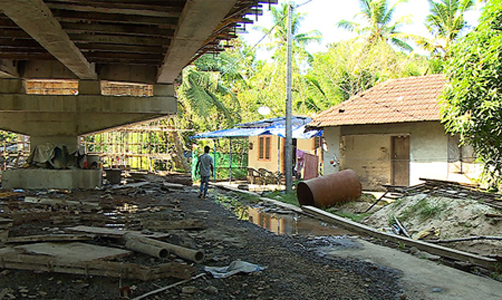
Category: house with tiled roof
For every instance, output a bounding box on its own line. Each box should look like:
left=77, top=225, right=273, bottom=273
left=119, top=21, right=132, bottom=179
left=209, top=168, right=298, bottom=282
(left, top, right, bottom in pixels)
left=309, top=74, right=481, bottom=190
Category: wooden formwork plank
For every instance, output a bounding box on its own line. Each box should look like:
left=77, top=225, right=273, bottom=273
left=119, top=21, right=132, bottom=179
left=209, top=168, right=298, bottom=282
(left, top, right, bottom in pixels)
left=0, top=250, right=194, bottom=280
left=5, top=234, right=96, bottom=244
left=66, top=225, right=170, bottom=239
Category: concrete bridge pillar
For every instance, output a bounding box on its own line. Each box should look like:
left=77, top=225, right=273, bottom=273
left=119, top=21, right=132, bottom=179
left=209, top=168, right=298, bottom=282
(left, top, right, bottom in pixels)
left=0, top=78, right=176, bottom=189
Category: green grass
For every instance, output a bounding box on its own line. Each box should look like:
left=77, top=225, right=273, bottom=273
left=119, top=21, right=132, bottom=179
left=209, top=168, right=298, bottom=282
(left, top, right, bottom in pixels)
left=400, top=197, right=448, bottom=222
left=262, top=190, right=300, bottom=206
left=237, top=192, right=261, bottom=204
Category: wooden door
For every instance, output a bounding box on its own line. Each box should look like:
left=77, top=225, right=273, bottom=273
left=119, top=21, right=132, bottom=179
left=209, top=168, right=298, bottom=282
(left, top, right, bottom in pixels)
left=391, top=136, right=410, bottom=186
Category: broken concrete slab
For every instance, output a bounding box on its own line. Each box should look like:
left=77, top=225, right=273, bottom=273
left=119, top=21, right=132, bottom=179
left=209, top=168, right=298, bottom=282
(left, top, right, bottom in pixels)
left=14, top=242, right=131, bottom=261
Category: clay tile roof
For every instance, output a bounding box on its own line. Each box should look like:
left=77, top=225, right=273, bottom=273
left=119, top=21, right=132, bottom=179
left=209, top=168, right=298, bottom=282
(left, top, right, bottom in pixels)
left=309, top=74, right=446, bottom=128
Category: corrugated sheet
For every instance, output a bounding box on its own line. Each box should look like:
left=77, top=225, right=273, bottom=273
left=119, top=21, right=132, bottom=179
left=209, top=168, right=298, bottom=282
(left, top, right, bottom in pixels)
left=309, top=74, right=445, bottom=127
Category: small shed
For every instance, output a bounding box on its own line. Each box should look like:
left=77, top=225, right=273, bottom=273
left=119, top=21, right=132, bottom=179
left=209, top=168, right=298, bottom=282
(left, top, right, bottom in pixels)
left=308, top=75, right=482, bottom=190
left=192, top=116, right=323, bottom=183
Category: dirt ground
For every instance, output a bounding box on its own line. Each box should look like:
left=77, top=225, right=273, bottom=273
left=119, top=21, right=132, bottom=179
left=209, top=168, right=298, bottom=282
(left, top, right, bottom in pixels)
left=0, top=180, right=403, bottom=300
left=3, top=175, right=502, bottom=300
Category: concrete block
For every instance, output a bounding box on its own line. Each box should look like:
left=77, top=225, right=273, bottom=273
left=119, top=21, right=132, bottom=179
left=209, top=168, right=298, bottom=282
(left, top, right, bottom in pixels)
left=78, top=80, right=101, bottom=95
left=2, top=169, right=102, bottom=190
left=153, top=84, right=174, bottom=97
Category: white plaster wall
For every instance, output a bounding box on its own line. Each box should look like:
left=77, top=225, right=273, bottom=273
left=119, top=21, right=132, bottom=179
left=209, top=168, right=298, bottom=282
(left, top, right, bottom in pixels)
left=342, top=134, right=391, bottom=190
left=323, top=127, right=341, bottom=175
left=322, top=122, right=481, bottom=189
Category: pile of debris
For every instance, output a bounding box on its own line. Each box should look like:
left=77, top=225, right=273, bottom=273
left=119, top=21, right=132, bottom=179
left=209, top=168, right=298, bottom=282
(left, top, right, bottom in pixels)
left=363, top=178, right=502, bottom=257
left=0, top=173, right=233, bottom=299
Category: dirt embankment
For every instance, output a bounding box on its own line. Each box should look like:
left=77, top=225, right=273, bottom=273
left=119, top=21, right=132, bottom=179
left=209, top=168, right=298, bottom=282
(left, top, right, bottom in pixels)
left=363, top=194, right=502, bottom=256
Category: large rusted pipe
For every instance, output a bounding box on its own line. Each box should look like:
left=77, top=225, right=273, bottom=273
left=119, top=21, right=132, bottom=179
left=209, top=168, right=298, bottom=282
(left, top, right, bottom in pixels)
left=125, top=239, right=169, bottom=259
left=124, top=233, right=204, bottom=263
left=297, top=169, right=361, bottom=208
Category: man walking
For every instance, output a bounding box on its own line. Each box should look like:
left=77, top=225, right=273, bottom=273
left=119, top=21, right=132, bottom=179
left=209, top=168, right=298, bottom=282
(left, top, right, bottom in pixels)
left=196, top=146, right=213, bottom=199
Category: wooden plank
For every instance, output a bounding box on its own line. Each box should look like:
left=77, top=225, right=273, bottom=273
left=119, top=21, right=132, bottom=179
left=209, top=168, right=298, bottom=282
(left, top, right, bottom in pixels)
left=5, top=234, right=96, bottom=244
left=2, top=211, right=70, bottom=225
left=24, top=196, right=100, bottom=209
left=46, top=2, right=182, bottom=18
left=66, top=225, right=171, bottom=239
left=77, top=43, right=165, bottom=55
left=0, top=249, right=194, bottom=280
left=61, top=22, right=175, bottom=37
left=69, top=33, right=169, bottom=47
left=53, top=10, right=178, bottom=27
left=302, top=205, right=498, bottom=270
left=45, top=0, right=184, bottom=17
left=0, top=0, right=97, bottom=79
left=15, top=242, right=132, bottom=261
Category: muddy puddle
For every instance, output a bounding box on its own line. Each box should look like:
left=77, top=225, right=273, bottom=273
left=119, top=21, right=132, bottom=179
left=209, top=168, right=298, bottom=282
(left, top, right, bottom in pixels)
left=236, top=205, right=352, bottom=236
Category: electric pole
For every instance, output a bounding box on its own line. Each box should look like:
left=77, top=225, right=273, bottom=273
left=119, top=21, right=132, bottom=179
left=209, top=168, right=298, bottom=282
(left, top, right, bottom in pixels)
left=285, top=2, right=293, bottom=193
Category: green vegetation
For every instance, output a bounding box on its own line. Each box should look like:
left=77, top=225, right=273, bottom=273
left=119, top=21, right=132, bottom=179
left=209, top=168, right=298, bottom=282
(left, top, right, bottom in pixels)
left=263, top=190, right=300, bottom=206
left=441, top=1, right=502, bottom=190
left=337, top=0, right=413, bottom=52
left=399, top=197, right=448, bottom=222
left=237, top=192, right=262, bottom=204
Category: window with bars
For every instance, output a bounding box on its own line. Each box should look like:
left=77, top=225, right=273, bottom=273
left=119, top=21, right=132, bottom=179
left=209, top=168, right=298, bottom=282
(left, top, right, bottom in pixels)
left=258, top=136, right=271, bottom=161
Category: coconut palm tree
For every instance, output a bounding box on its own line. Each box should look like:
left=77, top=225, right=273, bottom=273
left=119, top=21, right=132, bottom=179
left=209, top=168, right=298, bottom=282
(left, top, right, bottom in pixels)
left=417, top=0, right=474, bottom=57
left=256, top=2, right=322, bottom=62
left=176, top=48, right=251, bottom=133
left=337, top=0, right=413, bottom=52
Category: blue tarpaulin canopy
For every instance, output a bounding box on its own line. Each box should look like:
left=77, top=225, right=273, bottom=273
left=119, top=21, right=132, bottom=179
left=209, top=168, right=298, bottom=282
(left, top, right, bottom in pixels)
left=191, top=116, right=322, bottom=139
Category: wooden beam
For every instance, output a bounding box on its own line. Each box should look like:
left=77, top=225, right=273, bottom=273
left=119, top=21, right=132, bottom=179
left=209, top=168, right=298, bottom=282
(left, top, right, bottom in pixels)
left=157, top=0, right=239, bottom=83
left=0, top=0, right=97, bottom=79
left=0, top=250, right=194, bottom=280
left=60, top=22, right=175, bottom=37
left=77, top=43, right=165, bottom=55
left=46, top=2, right=182, bottom=18
left=5, top=234, right=96, bottom=244
left=69, top=33, right=169, bottom=47
left=52, top=10, right=178, bottom=27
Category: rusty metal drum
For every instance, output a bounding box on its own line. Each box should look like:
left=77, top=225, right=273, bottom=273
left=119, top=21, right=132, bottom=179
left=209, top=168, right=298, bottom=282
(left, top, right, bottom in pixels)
left=297, top=169, right=361, bottom=208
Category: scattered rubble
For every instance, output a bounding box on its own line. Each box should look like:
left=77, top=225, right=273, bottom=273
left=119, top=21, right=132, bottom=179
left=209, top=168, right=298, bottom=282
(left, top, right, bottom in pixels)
left=0, top=173, right=401, bottom=299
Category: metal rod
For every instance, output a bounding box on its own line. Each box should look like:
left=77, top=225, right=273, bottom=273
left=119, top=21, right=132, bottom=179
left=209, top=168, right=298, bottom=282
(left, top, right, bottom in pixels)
left=229, top=138, right=232, bottom=183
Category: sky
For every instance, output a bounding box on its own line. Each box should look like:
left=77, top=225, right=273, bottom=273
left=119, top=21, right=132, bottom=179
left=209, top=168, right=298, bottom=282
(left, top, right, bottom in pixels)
left=241, top=0, right=485, bottom=56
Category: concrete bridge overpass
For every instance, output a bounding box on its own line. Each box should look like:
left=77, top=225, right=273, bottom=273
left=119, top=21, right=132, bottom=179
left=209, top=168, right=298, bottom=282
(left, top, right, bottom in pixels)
left=0, top=0, right=275, bottom=188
